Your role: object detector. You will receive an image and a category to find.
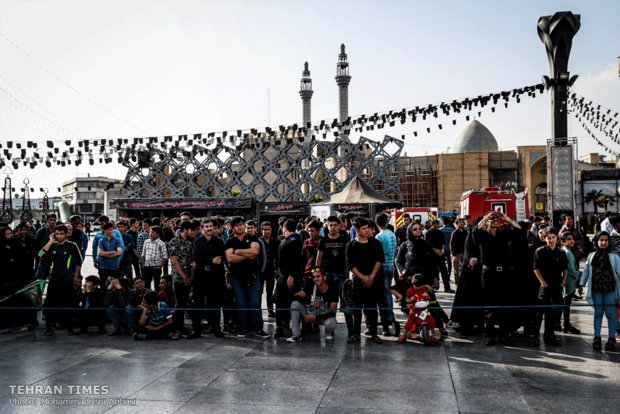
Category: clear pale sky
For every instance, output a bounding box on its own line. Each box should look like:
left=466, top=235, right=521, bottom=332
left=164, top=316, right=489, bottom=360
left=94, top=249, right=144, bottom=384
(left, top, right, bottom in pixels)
left=1, top=0, right=619, bottom=198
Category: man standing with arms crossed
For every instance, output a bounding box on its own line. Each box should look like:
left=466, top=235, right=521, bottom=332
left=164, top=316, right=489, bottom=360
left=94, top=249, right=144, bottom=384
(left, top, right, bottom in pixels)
left=225, top=217, right=270, bottom=338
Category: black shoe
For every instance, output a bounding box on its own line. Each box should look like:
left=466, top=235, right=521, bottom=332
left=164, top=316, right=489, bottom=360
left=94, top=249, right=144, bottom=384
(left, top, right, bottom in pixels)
left=528, top=336, right=540, bottom=347
left=553, top=324, right=562, bottom=332
left=563, top=326, right=581, bottom=334
left=273, top=328, right=285, bottom=339
left=498, top=336, right=513, bottom=346
left=544, top=334, right=561, bottom=346
left=255, top=330, right=270, bottom=339
left=391, top=321, right=401, bottom=337
left=187, top=331, right=202, bottom=339
left=236, top=330, right=250, bottom=338
left=485, top=336, right=496, bottom=346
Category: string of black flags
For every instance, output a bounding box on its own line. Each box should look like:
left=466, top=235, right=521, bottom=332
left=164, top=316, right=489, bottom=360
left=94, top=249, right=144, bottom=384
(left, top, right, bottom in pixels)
left=0, top=83, right=547, bottom=171
left=568, top=93, right=620, bottom=157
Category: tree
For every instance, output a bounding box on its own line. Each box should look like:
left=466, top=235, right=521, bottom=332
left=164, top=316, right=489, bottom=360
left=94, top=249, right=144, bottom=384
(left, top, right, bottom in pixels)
left=596, top=194, right=616, bottom=212
left=584, top=189, right=603, bottom=213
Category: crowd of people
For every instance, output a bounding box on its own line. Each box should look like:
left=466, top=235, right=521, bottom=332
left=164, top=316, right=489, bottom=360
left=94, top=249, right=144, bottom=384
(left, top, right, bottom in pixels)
left=1, top=209, right=619, bottom=351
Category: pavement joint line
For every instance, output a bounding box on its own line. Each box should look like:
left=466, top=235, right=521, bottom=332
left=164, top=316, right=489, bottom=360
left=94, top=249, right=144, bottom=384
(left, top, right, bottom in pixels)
left=313, top=344, right=344, bottom=413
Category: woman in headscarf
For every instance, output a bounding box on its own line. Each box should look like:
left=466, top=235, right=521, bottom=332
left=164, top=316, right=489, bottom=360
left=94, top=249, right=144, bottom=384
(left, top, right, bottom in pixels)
left=396, top=222, right=438, bottom=287
left=579, top=231, right=620, bottom=351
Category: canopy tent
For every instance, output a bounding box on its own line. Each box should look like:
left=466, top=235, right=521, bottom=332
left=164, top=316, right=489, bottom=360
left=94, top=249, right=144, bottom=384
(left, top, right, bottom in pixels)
left=311, top=177, right=401, bottom=218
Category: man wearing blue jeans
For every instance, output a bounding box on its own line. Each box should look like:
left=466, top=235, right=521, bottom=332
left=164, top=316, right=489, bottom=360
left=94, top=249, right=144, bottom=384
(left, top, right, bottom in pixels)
left=225, top=216, right=270, bottom=339
left=375, top=212, right=398, bottom=336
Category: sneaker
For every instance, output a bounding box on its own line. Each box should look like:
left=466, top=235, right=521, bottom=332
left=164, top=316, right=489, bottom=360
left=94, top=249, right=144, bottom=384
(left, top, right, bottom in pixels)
left=236, top=330, right=250, bottom=338
left=286, top=336, right=303, bottom=343
left=593, top=336, right=602, bottom=350
left=447, top=320, right=460, bottom=329
left=132, top=332, right=146, bottom=341
left=11, top=325, right=29, bottom=333
left=325, top=334, right=334, bottom=341
left=255, top=330, right=270, bottom=339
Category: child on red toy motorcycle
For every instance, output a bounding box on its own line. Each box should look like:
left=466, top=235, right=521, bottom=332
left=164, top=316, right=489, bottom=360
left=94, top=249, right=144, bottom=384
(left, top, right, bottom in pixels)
left=398, top=273, right=441, bottom=344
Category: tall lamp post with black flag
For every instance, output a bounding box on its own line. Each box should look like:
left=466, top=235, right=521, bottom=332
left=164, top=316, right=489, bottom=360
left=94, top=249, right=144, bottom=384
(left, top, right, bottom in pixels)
left=538, top=11, right=581, bottom=226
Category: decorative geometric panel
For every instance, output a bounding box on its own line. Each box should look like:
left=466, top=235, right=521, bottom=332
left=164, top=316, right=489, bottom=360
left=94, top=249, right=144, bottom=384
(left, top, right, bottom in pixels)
left=121, top=136, right=403, bottom=202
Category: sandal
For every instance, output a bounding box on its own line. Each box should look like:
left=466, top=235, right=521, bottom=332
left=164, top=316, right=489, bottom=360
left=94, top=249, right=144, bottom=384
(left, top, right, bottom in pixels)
left=593, top=336, right=602, bottom=350
left=371, top=335, right=384, bottom=344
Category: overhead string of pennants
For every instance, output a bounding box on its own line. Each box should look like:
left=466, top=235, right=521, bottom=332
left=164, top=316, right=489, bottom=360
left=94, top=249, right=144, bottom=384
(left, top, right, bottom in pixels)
left=568, top=93, right=620, bottom=157
left=0, top=82, right=547, bottom=171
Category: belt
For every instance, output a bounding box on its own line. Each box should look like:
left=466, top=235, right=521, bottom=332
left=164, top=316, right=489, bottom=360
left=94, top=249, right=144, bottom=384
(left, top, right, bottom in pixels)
left=482, top=265, right=514, bottom=272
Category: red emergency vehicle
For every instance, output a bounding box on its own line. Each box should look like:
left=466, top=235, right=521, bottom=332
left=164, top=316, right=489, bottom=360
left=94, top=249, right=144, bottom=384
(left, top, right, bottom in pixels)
left=460, top=187, right=529, bottom=221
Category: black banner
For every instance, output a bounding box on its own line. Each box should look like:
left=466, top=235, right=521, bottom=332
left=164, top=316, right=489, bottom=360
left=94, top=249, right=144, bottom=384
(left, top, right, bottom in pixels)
left=111, top=197, right=253, bottom=210
left=333, top=203, right=369, bottom=216
left=260, top=202, right=309, bottom=216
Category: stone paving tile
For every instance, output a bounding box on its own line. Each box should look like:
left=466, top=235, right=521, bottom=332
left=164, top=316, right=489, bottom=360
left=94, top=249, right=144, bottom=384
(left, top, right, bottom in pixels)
left=331, top=371, right=455, bottom=392
left=155, top=368, right=224, bottom=386
left=522, top=395, right=620, bottom=414
left=320, top=388, right=459, bottom=412
left=175, top=402, right=318, bottom=414
left=190, top=384, right=324, bottom=407
left=211, top=369, right=333, bottom=389
left=129, top=381, right=204, bottom=402
left=456, top=392, right=533, bottom=414
left=105, top=400, right=185, bottom=414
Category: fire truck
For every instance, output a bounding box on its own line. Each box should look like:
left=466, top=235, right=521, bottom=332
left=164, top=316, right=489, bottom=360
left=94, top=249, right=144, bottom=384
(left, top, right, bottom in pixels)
left=459, top=187, right=529, bottom=221
left=390, top=207, right=439, bottom=227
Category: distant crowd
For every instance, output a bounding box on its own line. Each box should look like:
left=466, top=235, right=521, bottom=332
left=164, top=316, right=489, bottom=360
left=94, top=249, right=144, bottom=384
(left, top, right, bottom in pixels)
left=1, top=209, right=619, bottom=351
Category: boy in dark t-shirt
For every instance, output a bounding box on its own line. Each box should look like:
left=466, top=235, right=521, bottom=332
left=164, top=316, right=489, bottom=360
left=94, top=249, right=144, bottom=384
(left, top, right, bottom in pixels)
left=317, top=216, right=349, bottom=295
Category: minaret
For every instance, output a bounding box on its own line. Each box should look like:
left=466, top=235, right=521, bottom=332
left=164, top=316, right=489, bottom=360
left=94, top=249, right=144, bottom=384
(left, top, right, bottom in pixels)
left=299, top=62, right=313, bottom=127
left=335, top=44, right=351, bottom=123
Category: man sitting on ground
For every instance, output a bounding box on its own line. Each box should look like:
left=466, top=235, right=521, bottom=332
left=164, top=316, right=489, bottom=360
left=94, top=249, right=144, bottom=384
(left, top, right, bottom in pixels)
left=288, top=267, right=338, bottom=343
left=133, top=291, right=174, bottom=340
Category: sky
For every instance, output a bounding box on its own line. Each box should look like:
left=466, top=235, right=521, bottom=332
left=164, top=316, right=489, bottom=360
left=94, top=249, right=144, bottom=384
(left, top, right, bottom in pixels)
left=0, top=0, right=619, bottom=199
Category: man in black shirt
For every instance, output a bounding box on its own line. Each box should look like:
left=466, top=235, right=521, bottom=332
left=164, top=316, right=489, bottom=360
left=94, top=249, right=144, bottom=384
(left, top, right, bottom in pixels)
left=275, top=219, right=303, bottom=338
left=317, top=216, right=348, bottom=295
left=260, top=221, right=279, bottom=318
left=225, top=216, right=270, bottom=338
left=450, top=217, right=467, bottom=286
left=287, top=267, right=338, bottom=342
left=532, top=227, right=568, bottom=346
left=345, top=217, right=385, bottom=344
left=395, top=213, right=411, bottom=246
left=190, top=219, right=226, bottom=339
left=38, top=224, right=82, bottom=336
left=425, top=220, right=452, bottom=292
left=473, top=211, right=521, bottom=345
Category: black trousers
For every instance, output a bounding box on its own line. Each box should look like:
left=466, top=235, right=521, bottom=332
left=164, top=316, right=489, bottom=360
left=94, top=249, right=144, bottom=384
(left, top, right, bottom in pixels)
left=481, top=269, right=511, bottom=338
left=352, top=280, right=383, bottom=336
left=534, top=284, right=563, bottom=337
left=259, top=269, right=276, bottom=312
left=132, top=256, right=141, bottom=279
left=173, top=280, right=191, bottom=331
left=43, top=279, right=75, bottom=330
left=190, top=282, right=225, bottom=334
left=142, top=266, right=161, bottom=292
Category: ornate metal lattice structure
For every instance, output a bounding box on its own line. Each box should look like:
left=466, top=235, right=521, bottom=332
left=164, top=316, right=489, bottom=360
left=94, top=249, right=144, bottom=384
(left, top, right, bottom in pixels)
left=122, top=136, right=403, bottom=203
left=1, top=171, right=13, bottom=224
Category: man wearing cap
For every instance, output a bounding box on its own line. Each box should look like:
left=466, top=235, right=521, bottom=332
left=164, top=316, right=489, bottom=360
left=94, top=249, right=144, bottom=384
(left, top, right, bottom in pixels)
left=225, top=216, right=270, bottom=338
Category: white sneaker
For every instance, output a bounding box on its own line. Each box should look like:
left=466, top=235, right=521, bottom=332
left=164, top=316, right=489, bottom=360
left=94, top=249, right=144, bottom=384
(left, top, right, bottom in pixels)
left=325, top=335, right=334, bottom=341
left=286, top=336, right=302, bottom=343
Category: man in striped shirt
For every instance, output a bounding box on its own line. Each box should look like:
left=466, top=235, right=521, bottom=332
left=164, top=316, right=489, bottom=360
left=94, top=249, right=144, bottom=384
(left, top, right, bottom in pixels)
left=141, top=226, right=168, bottom=292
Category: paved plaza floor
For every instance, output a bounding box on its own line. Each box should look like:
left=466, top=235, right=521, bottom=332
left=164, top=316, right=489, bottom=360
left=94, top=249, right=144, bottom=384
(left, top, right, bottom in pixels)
left=1, top=290, right=619, bottom=414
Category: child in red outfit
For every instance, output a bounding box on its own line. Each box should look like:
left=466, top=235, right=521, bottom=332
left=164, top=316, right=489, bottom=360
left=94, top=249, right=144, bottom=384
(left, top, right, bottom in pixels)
left=398, top=274, right=437, bottom=343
